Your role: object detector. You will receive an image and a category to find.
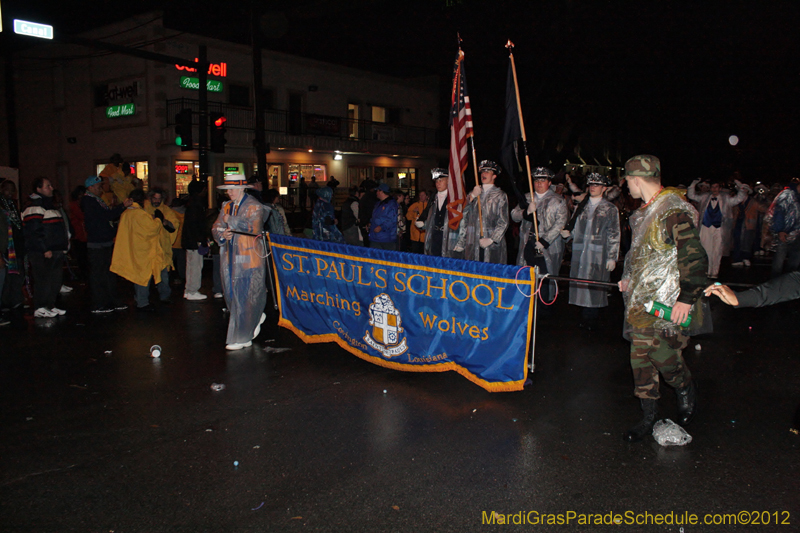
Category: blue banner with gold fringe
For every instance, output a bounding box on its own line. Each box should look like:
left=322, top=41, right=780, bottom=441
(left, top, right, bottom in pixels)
left=268, top=235, right=534, bottom=392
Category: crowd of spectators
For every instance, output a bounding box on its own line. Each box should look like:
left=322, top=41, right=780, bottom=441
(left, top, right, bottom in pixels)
left=2, top=156, right=799, bottom=328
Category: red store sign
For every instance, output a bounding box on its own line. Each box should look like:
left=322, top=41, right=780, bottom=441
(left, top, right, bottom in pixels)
left=175, top=59, right=228, bottom=77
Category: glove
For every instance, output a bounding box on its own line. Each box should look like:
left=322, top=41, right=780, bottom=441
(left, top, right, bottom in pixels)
left=526, top=201, right=536, bottom=215
left=534, top=240, right=545, bottom=253
left=153, top=209, right=164, bottom=222
left=606, top=259, right=616, bottom=271
left=471, top=185, right=482, bottom=199
left=479, top=238, right=493, bottom=249
left=560, top=229, right=571, bottom=239
left=415, top=220, right=425, bottom=229
left=163, top=220, right=175, bottom=233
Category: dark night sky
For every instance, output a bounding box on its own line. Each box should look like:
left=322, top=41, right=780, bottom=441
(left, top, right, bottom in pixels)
left=4, top=0, right=800, bottom=183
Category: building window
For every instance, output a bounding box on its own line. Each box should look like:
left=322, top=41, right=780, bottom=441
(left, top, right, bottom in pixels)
left=174, top=160, right=199, bottom=198
left=371, top=106, right=386, bottom=123
left=261, top=88, right=275, bottom=110
left=348, top=103, right=359, bottom=138
left=288, top=164, right=326, bottom=186
left=229, top=84, right=250, bottom=107
left=388, top=108, right=402, bottom=125
left=347, top=166, right=372, bottom=188
left=375, top=167, right=416, bottom=193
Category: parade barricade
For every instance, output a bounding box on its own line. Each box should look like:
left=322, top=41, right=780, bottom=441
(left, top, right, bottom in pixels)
left=268, top=234, right=535, bottom=392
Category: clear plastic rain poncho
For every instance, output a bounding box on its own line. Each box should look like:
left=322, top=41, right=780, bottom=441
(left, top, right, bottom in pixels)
left=212, top=194, right=267, bottom=344
left=622, top=188, right=711, bottom=339
left=510, top=190, right=568, bottom=273
left=567, top=198, right=620, bottom=308
left=456, top=185, right=509, bottom=263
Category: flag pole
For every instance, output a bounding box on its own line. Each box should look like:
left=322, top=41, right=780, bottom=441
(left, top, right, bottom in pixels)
left=459, top=36, right=484, bottom=239
left=506, top=40, right=538, bottom=241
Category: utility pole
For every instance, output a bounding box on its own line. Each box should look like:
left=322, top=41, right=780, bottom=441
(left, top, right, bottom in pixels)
left=252, top=8, right=267, bottom=183
left=198, top=45, right=209, bottom=182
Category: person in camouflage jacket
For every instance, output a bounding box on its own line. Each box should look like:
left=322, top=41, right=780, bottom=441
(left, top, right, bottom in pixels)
left=618, top=155, right=708, bottom=443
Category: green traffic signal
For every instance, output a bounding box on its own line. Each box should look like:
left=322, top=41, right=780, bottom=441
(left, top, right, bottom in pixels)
left=175, top=136, right=183, bottom=146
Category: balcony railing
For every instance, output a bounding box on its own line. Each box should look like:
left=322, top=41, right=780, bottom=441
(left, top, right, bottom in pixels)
left=166, top=98, right=442, bottom=148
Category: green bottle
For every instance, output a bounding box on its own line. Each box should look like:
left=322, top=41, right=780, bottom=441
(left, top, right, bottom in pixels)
left=644, top=301, right=692, bottom=327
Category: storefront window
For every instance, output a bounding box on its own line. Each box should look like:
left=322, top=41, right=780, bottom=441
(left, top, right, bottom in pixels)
left=288, top=164, right=326, bottom=187
left=376, top=167, right=416, bottom=193
left=175, top=160, right=199, bottom=198
left=253, top=163, right=284, bottom=192
left=347, top=166, right=372, bottom=188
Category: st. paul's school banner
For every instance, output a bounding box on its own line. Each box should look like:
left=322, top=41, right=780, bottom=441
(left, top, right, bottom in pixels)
left=268, top=234, right=534, bottom=392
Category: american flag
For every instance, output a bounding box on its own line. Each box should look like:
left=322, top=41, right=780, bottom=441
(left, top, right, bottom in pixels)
left=446, top=49, right=473, bottom=230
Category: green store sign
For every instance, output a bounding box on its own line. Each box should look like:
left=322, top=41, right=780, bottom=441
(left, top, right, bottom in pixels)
left=106, top=103, right=135, bottom=118
left=180, top=76, right=224, bottom=92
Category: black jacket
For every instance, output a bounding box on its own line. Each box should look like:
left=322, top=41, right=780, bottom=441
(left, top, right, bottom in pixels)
left=81, top=193, right=124, bottom=244
left=181, top=195, right=208, bottom=250
left=736, top=272, right=800, bottom=308
left=22, top=194, right=69, bottom=253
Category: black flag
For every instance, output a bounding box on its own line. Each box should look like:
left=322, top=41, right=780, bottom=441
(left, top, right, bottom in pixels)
left=500, top=59, right=528, bottom=203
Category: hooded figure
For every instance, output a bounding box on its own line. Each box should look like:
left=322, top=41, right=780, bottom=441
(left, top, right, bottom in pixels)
left=111, top=189, right=174, bottom=309
left=211, top=175, right=267, bottom=350
left=312, top=186, right=344, bottom=243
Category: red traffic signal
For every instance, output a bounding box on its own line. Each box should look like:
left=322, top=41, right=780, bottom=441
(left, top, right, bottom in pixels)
left=214, top=116, right=227, bottom=128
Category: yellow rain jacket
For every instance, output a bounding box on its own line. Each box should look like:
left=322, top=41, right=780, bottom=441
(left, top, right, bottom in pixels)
left=100, top=163, right=135, bottom=205
left=111, top=203, right=173, bottom=286
left=144, top=200, right=182, bottom=249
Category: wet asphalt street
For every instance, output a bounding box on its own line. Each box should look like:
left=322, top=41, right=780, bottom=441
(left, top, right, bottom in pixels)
left=1, top=258, right=799, bottom=532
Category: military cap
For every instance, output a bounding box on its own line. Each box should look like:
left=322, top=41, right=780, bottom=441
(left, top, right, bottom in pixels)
left=431, top=168, right=449, bottom=180
left=624, top=155, right=661, bottom=178
left=586, top=173, right=611, bottom=187
left=478, top=160, right=501, bottom=174
left=532, top=167, right=554, bottom=181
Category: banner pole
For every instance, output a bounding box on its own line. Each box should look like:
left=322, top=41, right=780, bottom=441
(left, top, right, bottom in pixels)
left=264, top=232, right=278, bottom=310
left=530, top=267, right=539, bottom=373
left=506, top=41, right=538, bottom=241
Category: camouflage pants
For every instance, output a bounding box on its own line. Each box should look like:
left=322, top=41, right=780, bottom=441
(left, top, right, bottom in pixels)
left=629, top=328, right=692, bottom=400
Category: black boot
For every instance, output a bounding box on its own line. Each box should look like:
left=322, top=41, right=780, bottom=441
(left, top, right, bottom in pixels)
left=676, top=381, right=697, bottom=426
left=624, top=398, right=658, bottom=442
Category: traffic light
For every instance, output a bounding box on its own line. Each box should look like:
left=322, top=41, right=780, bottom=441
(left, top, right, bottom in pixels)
left=210, top=112, right=227, bottom=153
left=175, top=108, right=193, bottom=150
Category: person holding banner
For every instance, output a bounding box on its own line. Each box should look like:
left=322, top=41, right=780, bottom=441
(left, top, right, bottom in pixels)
left=212, top=175, right=267, bottom=351
left=618, top=155, right=708, bottom=443
left=454, top=160, right=509, bottom=264
left=561, top=173, right=620, bottom=330
left=511, top=167, right=568, bottom=298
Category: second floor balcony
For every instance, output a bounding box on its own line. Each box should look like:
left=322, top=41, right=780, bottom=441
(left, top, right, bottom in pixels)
left=166, top=98, right=443, bottom=150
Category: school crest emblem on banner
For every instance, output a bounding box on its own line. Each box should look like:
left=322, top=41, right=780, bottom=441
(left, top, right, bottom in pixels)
left=364, top=293, right=408, bottom=358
